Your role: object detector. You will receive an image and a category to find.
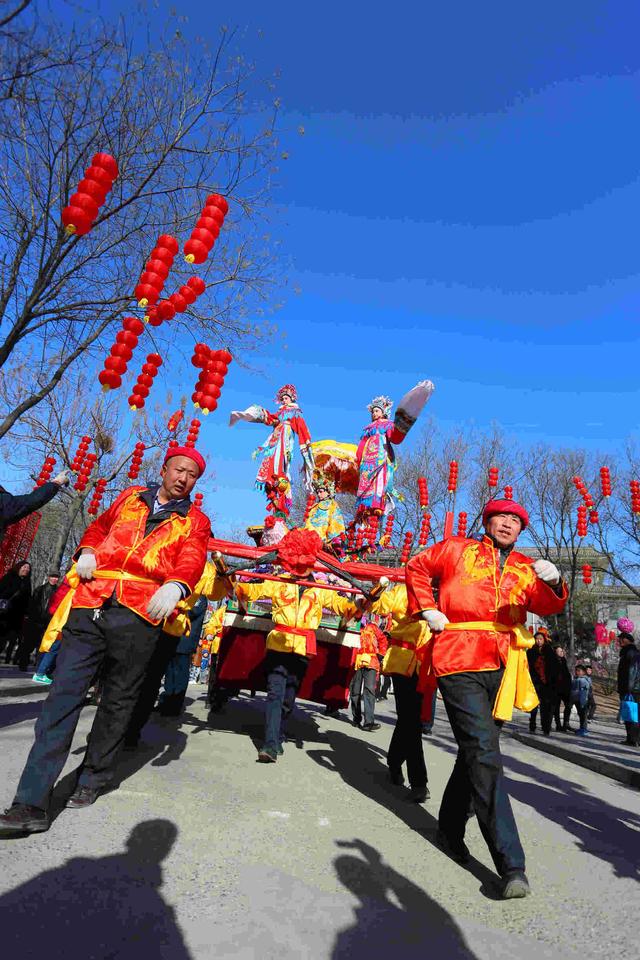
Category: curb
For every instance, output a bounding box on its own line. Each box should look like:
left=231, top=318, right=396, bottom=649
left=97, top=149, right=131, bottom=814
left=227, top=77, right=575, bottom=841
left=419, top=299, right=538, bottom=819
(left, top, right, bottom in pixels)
left=509, top=731, right=640, bottom=790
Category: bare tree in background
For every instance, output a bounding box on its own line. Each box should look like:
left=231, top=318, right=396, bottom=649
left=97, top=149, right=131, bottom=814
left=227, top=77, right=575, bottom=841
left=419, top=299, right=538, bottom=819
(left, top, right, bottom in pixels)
left=0, top=5, right=281, bottom=438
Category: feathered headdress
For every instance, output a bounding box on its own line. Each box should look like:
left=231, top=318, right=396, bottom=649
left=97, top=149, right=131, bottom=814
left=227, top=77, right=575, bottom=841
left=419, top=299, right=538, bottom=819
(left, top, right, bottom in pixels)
left=312, top=470, right=335, bottom=496
left=367, top=395, right=393, bottom=417
left=276, top=384, right=298, bottom=404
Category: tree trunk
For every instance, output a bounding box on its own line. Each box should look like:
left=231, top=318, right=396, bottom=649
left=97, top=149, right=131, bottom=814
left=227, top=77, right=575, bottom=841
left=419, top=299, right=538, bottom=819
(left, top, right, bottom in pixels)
left=50, top=495, right=85, bottom=570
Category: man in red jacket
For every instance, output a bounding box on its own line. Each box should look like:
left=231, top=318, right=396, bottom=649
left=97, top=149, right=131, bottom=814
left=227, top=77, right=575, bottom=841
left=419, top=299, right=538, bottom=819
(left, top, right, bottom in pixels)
left=405, top=499, right=567, bottom=898
left=0, top=448, right=210, bottom=836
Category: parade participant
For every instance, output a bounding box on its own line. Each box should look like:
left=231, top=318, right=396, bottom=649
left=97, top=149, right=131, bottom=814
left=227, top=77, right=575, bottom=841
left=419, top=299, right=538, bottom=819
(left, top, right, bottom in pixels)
left=229, top=384, right=315, bottom=493
left=0, top=447, right=210, bottom=836
left=526, top=629, right=558, bottom=736
left=355, top=381, right=435, bottom=523
left=349, top=619, right=387, bottom=732
left=0, top=470, right=68, bottom=545
left=16, top=570, right=60, bottom=672
left=235, top=569, right=360, bottom=763
left=205, top=601, right=228, bottom=702
left=616, top=622, right=640, bottom=746
left=304, top=473, right=346, bottom=550
left=371, top=582, right=431, bottom=802
left=406, top=498, right=568, bottom=898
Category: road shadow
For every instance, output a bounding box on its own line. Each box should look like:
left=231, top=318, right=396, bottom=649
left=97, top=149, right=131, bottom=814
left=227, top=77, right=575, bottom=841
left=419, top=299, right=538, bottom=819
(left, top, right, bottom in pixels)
left=332, top=839, right=479, bottom=958
left=204, top=692, right=328, bottom=753
left=0, top=818, right=192, bottom=959
left=0, top=698, right=45, bottom=728
left=307, top=729, right=498, bottom=896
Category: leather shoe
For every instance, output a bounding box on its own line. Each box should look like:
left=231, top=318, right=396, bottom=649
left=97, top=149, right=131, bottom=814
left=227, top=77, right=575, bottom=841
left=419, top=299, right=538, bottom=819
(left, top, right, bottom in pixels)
left=66, top=786, right=101, bottom=808
left=407, top=785, right=430, bottom=803
left=0, top=803, right=50, bottom=836
left=362, top=722, right=381, bottom=732
left=501, top=871, right=531, bottom=899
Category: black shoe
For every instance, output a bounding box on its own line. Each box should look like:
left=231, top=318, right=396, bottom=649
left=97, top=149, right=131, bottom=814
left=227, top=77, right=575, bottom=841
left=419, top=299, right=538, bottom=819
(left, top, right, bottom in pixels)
left=435, top=829, right=470, bottom=864
left=0, top=803, right=50, bottom=836
left=362, top=722, right=381, bottom=732
left=352, top=718, right=362, bottom=727
left=528, top=728, right=537, bottom=735
left=389, top=768, right=405, bottom=786
left=407, top=785, right=430, bottom=803
left=501, top=871, right=531, bottom=899
left=257, top=748, right=277, bottom=763
left=66, top=786, right=101, bottom=808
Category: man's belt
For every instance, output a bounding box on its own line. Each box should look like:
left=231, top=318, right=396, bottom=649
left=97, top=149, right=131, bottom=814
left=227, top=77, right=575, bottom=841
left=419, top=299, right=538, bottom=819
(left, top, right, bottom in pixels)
left=437, top=620, right=538, bottom=720
left=278, top=624, right=316, bottom=656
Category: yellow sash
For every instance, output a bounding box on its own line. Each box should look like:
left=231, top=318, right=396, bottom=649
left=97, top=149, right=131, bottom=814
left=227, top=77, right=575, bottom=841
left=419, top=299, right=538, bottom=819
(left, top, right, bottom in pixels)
left=445, top=621, right=539, bottom=721
left=39, top=567, right=158, bottom=652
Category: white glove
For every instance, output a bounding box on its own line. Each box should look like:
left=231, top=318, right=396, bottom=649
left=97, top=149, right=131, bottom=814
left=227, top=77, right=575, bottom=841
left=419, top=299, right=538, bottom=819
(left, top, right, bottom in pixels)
left=76, top=550, right=97, bottom=580
left=533, top=559, right=560, bottom=585
left=53, top=470, right=69, bottom=486
left=421, top=610, right=450, bottom=633
left=147, top=582, right=183, bottom=621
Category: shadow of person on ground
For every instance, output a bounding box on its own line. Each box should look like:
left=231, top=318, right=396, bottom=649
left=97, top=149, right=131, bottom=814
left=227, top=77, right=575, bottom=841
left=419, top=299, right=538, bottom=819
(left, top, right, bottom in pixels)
left=307, top=729, right=498, bottom=896
left=332, top=838, right=479, bottom=959
left=204, top=692, right=327, bottom=753
left=0, top=819, right=192, bottom=959
left=0, top=698, right=46, bottom=728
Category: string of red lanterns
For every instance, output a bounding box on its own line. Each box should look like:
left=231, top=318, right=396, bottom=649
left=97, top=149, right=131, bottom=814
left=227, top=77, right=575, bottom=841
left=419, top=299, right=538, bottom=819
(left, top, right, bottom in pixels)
left=147, top=276, right=207, bottom=327
left=488, top=466, right=499, bottom=488
left=399, top=530, right=413, bottom=564
left=457, top=511, right=468, bottom=537
left=127, top=442, right=145, bottom=480
left=417, top=513, right=431, bottom=547
left=134, top=235, right=179, bottom=308
left=184, top=419, right=201, bottom=448
left=599, top=466, right=612, bottom=497
left=34, top=456, right=56, bottom=487
left=70, top=436, right=92, bottom=473
left=194, top=492, right=204, bottom=509
left=74, top=451, right=97, bottom=491
left=184, top=194, right=229, bottom=264
left=129, top=353, right=163, bottom=411
left=504, top=485, right=513, bottom=500
left=577, top=504, right=588, bottom=538
left=367, top=513, right=380, bottom=547
left=61, top=152, right=118, bottom=236
left=303, top=493, right=315, bottom=523
left=582, top=564, right=592, bottom=585
left=87, top=478, right=108, bottom=516
left=418, top=476, right=429, bottom=508
left=191, top=345, right=232, bottom=415
left=447, top=461, right=459, bottom=493
left=98, top=316, right=145, bottom=391
left=630, top=480, right=640, bottom=516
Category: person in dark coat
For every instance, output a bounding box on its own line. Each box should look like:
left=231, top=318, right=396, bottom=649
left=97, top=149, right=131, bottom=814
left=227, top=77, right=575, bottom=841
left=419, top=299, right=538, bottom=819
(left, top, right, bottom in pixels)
left=0, top=560, right=32, bottom=663
left=0, top=472, right=68, bottom=545
left=553, top=644, right=573, bottom=731
left=617, top=626, right=640, bottom=747
left=16, top=571, right=60, bottom=671
left=526, top=630, right=559, bottom=735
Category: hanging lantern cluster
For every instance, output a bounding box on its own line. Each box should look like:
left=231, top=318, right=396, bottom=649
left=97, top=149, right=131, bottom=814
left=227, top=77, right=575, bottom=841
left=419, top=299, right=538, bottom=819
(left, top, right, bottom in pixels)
left=354, top=524, right=366, bottom=553
left=87, top=479, right=108, bottom=516
left=418, top=476, right=429, bottom=509
left=572, top=474, right=597, bottom=525
left=129, top=353, right=162, bottom=410
left=417, top=513, right=431, bottom=547
left=347, top=525, right=357, bottom=553
left=194, top=492, right=204, bottom=509
left=599, top=466, right=612, bottom=497
left=366, top=513, right=380, bottom=547
left=400, top=530, right=414, bottom=564
left=457, top=511, right=468, bottom=537
left=128, top=442, right=145, bottom=480
left=167, top=410, right=184, bottom=432
left=185, top=418, right=201, bottom=448
left=448, top=461, right=459, bottom=493
left=184, top=194, right=229, bottom=264
left=35, top=456, right=56, bottom=487
left=577, top=505, right=588, bottom=538
left=191, top=345, right=233, bottom=415
left=488, top=466, right=499, bottom=488
left=589, top=509, right=599, bottom=525
left=504, top=485, right=513, bottom=500
left=98, top=316, right=146, bottom=391
left=582, top=564, right=593, bottom=585
left=630, top=480, right=640, bottom=516
left=381, top=514, right=394, bottom=546
left=147, top=276, right=206, bottom=327
left=134, top=235, right=179, bottom=308
left=70, top=436, right=92, bottom=473
left=303, top=493, right=315, bottom=523
left=74, top=451, right=97, bottom=491
left=61, top=152, right=118, bottom=236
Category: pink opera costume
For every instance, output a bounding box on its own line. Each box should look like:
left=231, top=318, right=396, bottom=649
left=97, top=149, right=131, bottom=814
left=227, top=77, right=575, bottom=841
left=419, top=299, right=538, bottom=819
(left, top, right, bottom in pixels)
left=355, top=381, right=435, bottom=519
left=229, top=384, right=315, bottom=492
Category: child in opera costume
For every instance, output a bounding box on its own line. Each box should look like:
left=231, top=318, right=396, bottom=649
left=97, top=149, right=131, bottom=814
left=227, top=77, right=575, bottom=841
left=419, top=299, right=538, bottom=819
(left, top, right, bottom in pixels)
left=304, top=473, right=346, bottom=551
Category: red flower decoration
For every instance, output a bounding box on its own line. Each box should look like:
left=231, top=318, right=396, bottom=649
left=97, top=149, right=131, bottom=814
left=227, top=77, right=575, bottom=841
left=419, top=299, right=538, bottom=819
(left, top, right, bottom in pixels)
left=264, top=515, right=276, bottom=530
left=276, top=528, right=323, bottom=577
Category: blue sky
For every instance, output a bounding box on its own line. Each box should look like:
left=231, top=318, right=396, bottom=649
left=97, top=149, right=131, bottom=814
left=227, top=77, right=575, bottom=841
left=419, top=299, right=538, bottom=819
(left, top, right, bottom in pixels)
left=16, top=2, right=640, bottom=534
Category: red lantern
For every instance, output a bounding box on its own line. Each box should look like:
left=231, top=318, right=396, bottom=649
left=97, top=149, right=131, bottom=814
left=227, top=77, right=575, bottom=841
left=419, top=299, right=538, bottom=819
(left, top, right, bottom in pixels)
left=457, top=512, right=468, bottom=537
left=110, top=343, right=133, bottom=361
left=600, top=466, right=612, bottom=497
left=98, top=369, right=121, bottom=390
left=129, top=394, right=145, bottom=410
left=134, top=235, right=178, bottom=306
left=61, top=152, right=118, bottom=236
left=504, top=485, right=513, bottom=500
left=418, top=476, right=429, bottom=508
left=582, top=564, right=593, bottom=585
left=488, top=467, right=499, bottom=488
left=447, top=461, right=459, bottom=493
left=122, top=316, right=144, bottom=335
left=577, top=505, right=588, bottom=538
left=589, top=510, right=599, bottom=524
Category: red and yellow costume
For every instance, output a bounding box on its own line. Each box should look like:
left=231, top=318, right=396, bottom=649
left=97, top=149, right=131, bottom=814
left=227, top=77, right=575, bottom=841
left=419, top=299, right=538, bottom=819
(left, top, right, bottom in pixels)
left=406, top=535, right=568, bottom=719
left=204, top=602, right=227, bottom=655
left=354, top=622, right=388, bottom=674
left=163, top=561, right=231, bottom=637
left=72, top=486, right=210, bottom=625
left=234, top=579, right=358, bottom=657
left=371, top=583, right=431, bottom=677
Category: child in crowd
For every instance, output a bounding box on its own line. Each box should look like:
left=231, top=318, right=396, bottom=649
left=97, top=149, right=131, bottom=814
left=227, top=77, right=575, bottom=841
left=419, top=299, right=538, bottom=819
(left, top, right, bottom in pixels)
left=570, top=664, right=592, bottom=737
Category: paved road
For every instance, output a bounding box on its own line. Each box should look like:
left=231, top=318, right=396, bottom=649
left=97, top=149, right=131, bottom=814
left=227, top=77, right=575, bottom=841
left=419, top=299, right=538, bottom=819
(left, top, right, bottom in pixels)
left=0, top=676, right=638, bottom=959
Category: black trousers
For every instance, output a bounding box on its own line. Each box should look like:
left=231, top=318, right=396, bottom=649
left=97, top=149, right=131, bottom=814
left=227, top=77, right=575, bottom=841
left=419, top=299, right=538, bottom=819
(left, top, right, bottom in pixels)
left=16, top=620, right=47, bottom=671
left=438, top=669, right=525, bottom=877
left=388, top=673, right=427, bottom=789
left=1, top=627, right=21, bottom=663
left=622, top=692, right=640, bottom=745
left=126, top=632, right=180, bottom=743
left=350, top=667, right=377, bottom=725
left=529, top=686, right=556, bottom=734
left=554, top=696, right=572, bottom=730
left=14, top=604, right=161, bottom=809
left=264, top=651, right=308, bottom=751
